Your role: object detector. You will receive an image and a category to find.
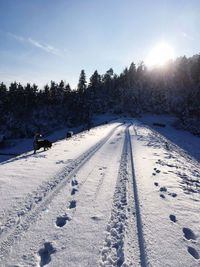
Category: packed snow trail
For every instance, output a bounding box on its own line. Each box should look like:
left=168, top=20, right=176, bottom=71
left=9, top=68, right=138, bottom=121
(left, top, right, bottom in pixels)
left=0, top=119, right=200, bottom=267
left=0, top=123, right=131, bottom=266
left=0, top=124, right=149, bottom=267
left=129, top=122, right=200, bottom=267
left=127, top=127, right=147, bottom=267
left=99, top=126, right=147, bottom=266
left=0, top=122, right=122, bottom=260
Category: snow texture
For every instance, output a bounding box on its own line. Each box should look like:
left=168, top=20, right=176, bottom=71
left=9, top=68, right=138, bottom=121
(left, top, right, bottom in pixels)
left=0, top=115, right=199, bottom=267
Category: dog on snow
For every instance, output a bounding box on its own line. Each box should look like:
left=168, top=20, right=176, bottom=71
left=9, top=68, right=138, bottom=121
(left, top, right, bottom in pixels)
left=33, top=133, right=52, bottom=154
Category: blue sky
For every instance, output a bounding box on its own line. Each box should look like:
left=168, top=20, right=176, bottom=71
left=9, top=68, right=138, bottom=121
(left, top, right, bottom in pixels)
left=0, top=0, right=200, bottom=88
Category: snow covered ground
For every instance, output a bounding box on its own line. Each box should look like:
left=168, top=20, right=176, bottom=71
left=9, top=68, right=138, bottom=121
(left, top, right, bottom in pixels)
left=0, top=114, right=117, bottom=163
left=140, top=114, right=200, bottom=161
left=0, top=116, right=199, bottom=267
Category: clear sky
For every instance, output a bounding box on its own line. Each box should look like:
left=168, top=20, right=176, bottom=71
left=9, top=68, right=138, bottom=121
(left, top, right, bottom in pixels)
left=0, top=0, right=200, bottom=88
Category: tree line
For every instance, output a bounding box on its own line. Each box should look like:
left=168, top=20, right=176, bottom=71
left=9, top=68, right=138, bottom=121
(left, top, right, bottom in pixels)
left=0, top=54, right=199, bottom=138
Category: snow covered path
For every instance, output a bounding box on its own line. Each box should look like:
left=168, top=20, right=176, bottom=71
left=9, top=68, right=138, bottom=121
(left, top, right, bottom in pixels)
left=0, top=122, right=121, bottom=238
left=0, top=119, right=200, bottom=267
left=130, top=122, right=200, bottom=267
left=1, top=124, right=128, bottom=267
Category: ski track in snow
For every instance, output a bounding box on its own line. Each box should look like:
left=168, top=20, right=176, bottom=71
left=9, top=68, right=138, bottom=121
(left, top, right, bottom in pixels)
left=1, top=124, right=127, bottom=266
left=0, top=119, right=200, bottom=266
left=133, top=122, right=200, bottom=266
left=99, top=128, right=129, bottom=266
left=0, top=124, right=122, bottom=259
left=99, top=126, right=147, bottom=267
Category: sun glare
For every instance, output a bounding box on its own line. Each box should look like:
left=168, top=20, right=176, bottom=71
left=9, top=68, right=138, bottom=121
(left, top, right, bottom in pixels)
left=145, top=42, right=175, bottom=68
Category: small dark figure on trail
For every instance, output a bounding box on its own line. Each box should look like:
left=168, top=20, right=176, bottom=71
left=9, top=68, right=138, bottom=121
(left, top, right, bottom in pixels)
left=33, top=133, right=52, bottom=154
left=66, top=131, right=73, bottom=138
left=165, top=141, right=170, bottom=150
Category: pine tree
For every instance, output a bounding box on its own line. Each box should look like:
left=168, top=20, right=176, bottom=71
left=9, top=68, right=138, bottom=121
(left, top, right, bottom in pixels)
left=56, top=80, right=65, bottom=104
left=0, top=83, right=7, bottom=124
left=49, top=81, right=57, bottom=104
left=77, top=70, right=87, bottom=94
left=88, top=70, right=101, bottom=92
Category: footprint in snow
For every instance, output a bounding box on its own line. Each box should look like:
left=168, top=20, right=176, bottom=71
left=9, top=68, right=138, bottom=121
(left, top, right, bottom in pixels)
left=169, top=214, right=177, bottom=222
left=71, top=179, right=78, bottom=186
left=71, top=188, right=78, bottom=195
left=91, top=215, right=102, bottom=221
left=56, top=160, right=65, bottom=164
left=154, top=167, right=161, bottom=173
left=56, top=214, right=71, bottom=227
left=160, top=186, right=167, bottom=192
left=69, top=200, right=76, bottom=209
left=187, top=246, right=200, bottom=260
left=158, top=186, right=177, bottom=198
left=38, top=242, right=56, bottom=267
left=168, top=192, right=177, bottom=198
left=183, top=227, right=196, bottom=240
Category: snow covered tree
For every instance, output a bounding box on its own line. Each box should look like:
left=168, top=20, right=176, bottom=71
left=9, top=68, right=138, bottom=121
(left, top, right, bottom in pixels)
left=77, top=70, right=87, bottom=94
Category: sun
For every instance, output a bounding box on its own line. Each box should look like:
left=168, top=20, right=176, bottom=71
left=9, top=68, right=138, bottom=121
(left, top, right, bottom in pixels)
left=145, top=42, right=175, bottom=67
